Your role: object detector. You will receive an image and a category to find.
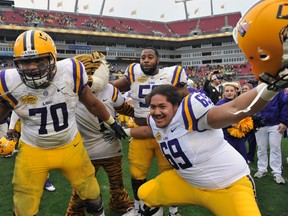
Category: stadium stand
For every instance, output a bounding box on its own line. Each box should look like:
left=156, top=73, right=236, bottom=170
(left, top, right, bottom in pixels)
left=117, top=18, right=153, bottom=35
left=98, top=17, right=128, bottom=33
left=0, top=5, right=254, bottom=88
left=2, top=10, right=24, bottom=25
left=199, top=15, right=226, bottom=33
left=139, top=20, right=172, bottom=36
left=167, top=19, right=199, bottom=36
left=1, top=8, right=241, bottom=36
left=227, top=13, right=242, bottom=27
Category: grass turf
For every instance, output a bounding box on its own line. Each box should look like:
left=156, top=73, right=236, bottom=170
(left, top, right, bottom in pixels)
left=1, top=138, right=288, bottom=215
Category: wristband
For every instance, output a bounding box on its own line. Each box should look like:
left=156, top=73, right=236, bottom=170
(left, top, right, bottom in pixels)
left=124, top=128, right=131, bottom=137
left=256, top=83, right=277, bottom=101
left=105, top=115, right=115, bottom=125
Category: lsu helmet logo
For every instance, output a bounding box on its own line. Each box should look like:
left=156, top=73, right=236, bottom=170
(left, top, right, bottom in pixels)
left=277, top=4, right=288, bottom=20
left=238, top=21, right=250, bottom=37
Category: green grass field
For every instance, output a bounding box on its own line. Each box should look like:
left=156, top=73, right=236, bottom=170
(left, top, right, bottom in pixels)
left=1, top=138, right=288, bottom=216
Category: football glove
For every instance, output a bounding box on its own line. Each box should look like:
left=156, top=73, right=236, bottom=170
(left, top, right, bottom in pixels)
left=102, top=129, right=117, bottom=144
left=6, top=129, right=20, bottom=141
left=99, top=122, right=117, bottom=144
left=109, top=121, right=128, bottom=140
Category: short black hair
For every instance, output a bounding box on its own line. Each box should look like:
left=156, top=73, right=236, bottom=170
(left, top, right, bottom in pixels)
left=146, top=84, right=182, bottom=106
left=143, top=47, right=159, bottom=58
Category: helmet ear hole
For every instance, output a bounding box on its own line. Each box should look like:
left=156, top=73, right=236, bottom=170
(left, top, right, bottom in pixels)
left=258, top=48, right=270, bottom=61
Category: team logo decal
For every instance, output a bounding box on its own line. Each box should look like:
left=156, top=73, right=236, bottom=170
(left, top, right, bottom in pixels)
left=39, top=35, right=48, bottom=41
left=20, top=95, right=38, bottom=104
left=155, top=132, right=162, bottom=141
left=277, top=4, right=288, bottom=20
left=238, top=20, right=250, bottom=37
left=137, top=76, right=148, bottom=83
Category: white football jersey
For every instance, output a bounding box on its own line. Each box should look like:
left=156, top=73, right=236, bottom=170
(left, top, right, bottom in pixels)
left=0, top=58, right=87, bottom=149
left=124, top=63, right=188, bottom=118
left=148, top=92, right=250, bottom=190
left=76, top=83, right=123, bottom=160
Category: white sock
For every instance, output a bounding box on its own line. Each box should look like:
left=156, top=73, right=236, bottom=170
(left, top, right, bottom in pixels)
left=99, top=212, right=105, bottom=216
left=169, top=206, right=178, bottom=214
left=91, top=211, right=105, bottom=216
left=135, top=200, right=141, bottom=210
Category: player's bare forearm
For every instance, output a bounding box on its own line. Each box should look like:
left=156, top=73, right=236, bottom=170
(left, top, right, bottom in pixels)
left=111, top=77, right=130, bottom=92
left=130, top=126, right=154, bottom=139
left=208, top=87, right=273, bottom=129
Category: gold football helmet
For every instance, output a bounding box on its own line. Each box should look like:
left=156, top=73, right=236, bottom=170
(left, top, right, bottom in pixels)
left=233, top=0, right=288, bottom=89
left=13, top=30, right=57, bottom=89
left=0, top=136, right=16, bottom=156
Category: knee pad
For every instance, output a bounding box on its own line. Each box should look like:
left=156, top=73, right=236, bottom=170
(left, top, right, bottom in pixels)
left=85, top=194, right=103, bottom=215
left=131, top=178, right=146, bottom=201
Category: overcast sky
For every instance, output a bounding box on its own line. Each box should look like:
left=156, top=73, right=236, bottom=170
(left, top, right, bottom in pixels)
left=14, top=0, right=259, bottom=22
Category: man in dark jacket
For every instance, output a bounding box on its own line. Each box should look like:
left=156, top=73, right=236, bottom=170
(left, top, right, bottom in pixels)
left=202, top=71, right=222, bottom=104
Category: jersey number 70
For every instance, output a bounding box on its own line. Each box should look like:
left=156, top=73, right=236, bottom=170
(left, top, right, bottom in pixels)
left=29, top=102, right=68, bottom=134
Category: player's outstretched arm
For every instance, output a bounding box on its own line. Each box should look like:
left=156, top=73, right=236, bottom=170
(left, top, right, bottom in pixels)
left=207, top=82, right=278, bottom=129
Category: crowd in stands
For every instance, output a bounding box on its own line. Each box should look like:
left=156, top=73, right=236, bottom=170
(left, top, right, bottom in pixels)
left=81, top=18, right=105, bottom=30
left=0, top=8, right=240, bottom=37
left=6, top=9, right=79, bottom=29
left=0, top=58, right=253, bottom=93
left=184, top=63, right=254, bottom=91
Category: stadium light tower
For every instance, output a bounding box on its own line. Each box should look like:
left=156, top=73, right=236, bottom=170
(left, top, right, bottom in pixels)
left=74, top=0, right=79, bottom=13
left=175, top=0, right=192, bottom=20
left=175, top=0, right=214, bottom=19
left=210, top=0, right=214, bottom=16
left=99, top=0, right=106, bottom=16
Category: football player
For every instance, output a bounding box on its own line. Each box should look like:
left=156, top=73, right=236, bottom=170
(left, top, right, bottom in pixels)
left=124, top=82, right=278, bottom=215
left=0, top=29, right=126, bottom=216
left=123, top=0, right=288, bottom=214
left=112, top=47, right=188, bottom=216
